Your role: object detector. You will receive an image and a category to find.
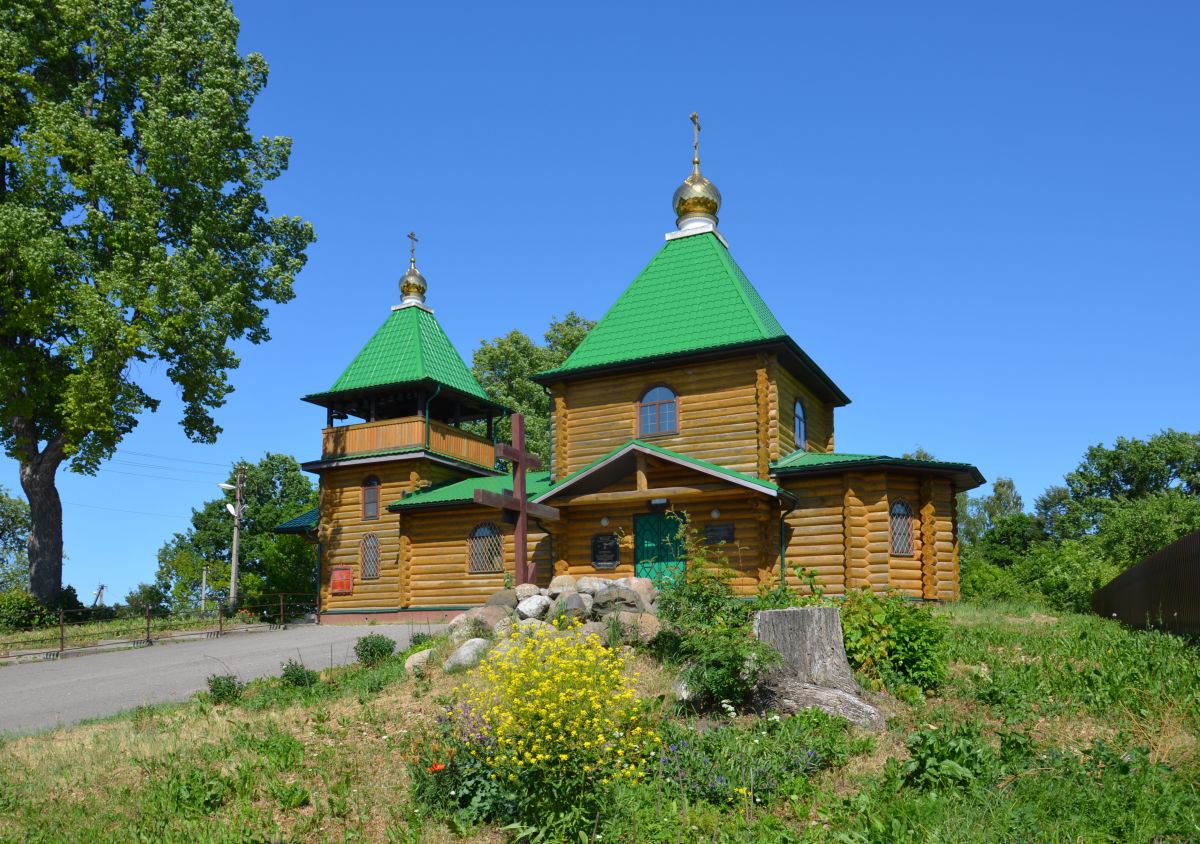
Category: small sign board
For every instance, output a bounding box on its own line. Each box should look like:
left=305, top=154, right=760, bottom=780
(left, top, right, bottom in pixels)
left=591, top=533, right=620, bottom=569
left=704, top=523, right=736, bottom=546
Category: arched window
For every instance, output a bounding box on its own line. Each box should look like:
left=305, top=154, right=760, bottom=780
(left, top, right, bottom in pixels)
left=890, top=500, right=914, bottom=557
left=361, top=476, right=380, bottom=520
left=794, top=399, right=807, bottom=451
left=360, top=533, right=380, bottom=579
left=638, top=386, right=678, bottom=436
left=468, top=522, right=504, bottom=574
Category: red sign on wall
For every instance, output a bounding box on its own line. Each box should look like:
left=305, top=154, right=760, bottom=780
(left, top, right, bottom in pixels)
left=330, top=567, right=353, bottom=596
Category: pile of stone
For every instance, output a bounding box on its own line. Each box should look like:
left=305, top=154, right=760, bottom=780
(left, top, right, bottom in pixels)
left=427, top=574, right=661, bottom=674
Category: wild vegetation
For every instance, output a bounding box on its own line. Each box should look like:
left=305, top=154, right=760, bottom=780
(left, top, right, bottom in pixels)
left=0, top=602, right=1195, bottom=843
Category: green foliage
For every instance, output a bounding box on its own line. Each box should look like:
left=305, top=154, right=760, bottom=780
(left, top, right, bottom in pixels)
left=280, top=658, right=319, bottom=688
left=469, top=312, right=593, bottom=464
left=654, top=710, right=864, bottom=806
left=957, top=477, right=1025, bottom=547
left=901, top=722, right=997, bottom=791
left=1095, top=490, right=1200, bottom=567
left=0, top=0, right=314, bottom=602
left=123, top=582, right=169, bottom=616
left=0, top=588, right=51, bottom=631
left=353, top=633, right=396, bottom=667
left=205, top=674, right=242, bottom=705
left=653, top=515, right=781, bottom=708
left=0, top=486, right=29, bottom=591
left=836, top=590, right=947, bottom=692
left=960, top=559, right=1036, bottom=604
left=155, top=453, right=318, bottom=610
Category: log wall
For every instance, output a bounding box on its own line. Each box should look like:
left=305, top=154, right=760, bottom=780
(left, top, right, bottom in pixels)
left=317, top=458, right=467, bottom=611
left=776, top=365, right=836, bottom=457
left=549, top=355, right=763, bottom=478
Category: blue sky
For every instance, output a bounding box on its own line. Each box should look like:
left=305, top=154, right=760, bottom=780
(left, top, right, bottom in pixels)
left=4, top=1, right=1198, bottom=602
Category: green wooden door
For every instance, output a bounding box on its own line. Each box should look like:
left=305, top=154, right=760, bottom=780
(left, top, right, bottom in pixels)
left=634, top=513, right=685, bottom=586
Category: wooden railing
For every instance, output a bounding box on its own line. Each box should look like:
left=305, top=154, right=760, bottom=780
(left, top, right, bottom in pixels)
left=322, top=416, right=494, bottom=468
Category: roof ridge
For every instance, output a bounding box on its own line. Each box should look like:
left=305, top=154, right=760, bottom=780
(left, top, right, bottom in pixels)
left=712, top=239, right=787, bottom=338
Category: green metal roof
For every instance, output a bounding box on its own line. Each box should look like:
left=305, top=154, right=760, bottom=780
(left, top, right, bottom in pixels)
left=274, top=507, right=319, bottom=535
left=390, top=471, right=554, bottom=510
left=306, top=305, right=491, bottom=403
left=539, top=233, right=788, bottom=378
left=535, top=439, right=784, bottom=502
left=771, top=450, right=985, bottom=489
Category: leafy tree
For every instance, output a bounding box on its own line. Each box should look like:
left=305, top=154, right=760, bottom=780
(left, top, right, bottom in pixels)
left=959, top=477, right=1024, bottom=547
left=0, top=0, right=315, bottom=603
left=0, top=486, right=30, bottom=591
left=470, top=312, right=594, bottom=464
left=971, top=512, right=1046, bottom=569
left=123, top=582, right=168, bottom=616
left=1094, top=492, right=1200, bottom=569
left=155, top=454, right=317, bottom=611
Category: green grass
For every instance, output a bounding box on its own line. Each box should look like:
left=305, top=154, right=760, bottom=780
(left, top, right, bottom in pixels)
left=0, top=612, right=265, bottom=656
left=0, top=607, right=1196, bottom=843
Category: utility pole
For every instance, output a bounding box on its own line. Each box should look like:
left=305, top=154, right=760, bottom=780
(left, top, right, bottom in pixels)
left=200, top=565, right=208, bottom=615
left=218, top=466, right=245, bottom=611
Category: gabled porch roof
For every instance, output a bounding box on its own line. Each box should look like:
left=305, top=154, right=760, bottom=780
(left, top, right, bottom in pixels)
left=532, top=440, right=788, bottom=504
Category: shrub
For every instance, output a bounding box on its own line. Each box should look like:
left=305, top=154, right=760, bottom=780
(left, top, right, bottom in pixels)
left=206, top=673, right=242, bottom=704
left=0, top=589, right=51, bottom=631
left=353, top=633, right=395, bottom=666
left=961, top=560, right=1037, bottom=604
left=280, top=658, right=318, bottom=688
left=411, top=620, right=660, bottom=837
left=902, top=722, right=997, bottom=791
left=836, top=589, right=948, bottom=692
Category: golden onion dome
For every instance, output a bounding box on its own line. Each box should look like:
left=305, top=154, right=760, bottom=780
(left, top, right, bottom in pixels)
left=673, top=163, right=722, bottom=225
left=399, top=231, right=427, bottom=305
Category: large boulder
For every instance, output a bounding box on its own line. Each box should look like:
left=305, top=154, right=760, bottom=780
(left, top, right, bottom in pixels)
left=548, top=574, right=578, bottom=597
left=486, top=589, right=519, bottom=609
left=515, top=583, right=541, bottom=601
left=443, top=638, right=490, bottom=672
left=752, top=607, right=884, bottom=731
left=404, top=649, right=432, bottom=674
left=516, top=594, right=552, bottom=620
left=553, top=591, right=593, bottom=620
left=592, top=586, right=646, bottom=615
left=575, top=576, right=611, bottom=595
left=612, top=610, right=660, bottom=644
left=449, top=605, right=511, bottom=635
left=624, top=577, right=659, bottom=611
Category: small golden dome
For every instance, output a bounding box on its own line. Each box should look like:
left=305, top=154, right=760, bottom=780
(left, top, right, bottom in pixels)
left=673, top=164, right=722, bottom=225
left=399, top=265, right=426, bottom=302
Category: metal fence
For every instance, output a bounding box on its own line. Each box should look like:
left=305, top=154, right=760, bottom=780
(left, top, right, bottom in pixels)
left=0, top=593, right=318, bottom=660
left=1092, top=529, right=1200, bottom=635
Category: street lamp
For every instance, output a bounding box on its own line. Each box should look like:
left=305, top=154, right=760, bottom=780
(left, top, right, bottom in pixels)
left=218, top=470, right=245, bottom=610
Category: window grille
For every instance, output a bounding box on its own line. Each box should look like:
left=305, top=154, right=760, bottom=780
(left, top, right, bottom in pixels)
left=638, top=386, right=679, bottom=436
left=360, top=533, right=380, bottom=579
left=794, top=399, right=807, bottom=451
left=890, top=500, right=914, bottom=557
left=362, top=476, right=380, bottom=519
left=468, top=523, right=504, bottom=574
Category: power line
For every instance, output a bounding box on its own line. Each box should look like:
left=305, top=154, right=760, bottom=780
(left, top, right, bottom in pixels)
left=99, top=468, right=218, bottom=486
left=110, top=458, right=226, bottom=477
left=118, top=449, right=229, bottom=468
left=63, top=501, right=190, bottom=520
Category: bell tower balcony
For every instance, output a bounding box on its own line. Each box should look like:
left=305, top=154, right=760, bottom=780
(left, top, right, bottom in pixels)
left=320, top=416, right=495, bottom=469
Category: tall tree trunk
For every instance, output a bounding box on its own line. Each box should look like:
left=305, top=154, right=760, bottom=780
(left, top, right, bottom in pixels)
left=18, top=449, right=64, bottom=605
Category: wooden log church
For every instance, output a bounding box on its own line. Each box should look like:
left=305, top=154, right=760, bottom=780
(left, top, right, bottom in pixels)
left=277, top=119, right=984, bottom=622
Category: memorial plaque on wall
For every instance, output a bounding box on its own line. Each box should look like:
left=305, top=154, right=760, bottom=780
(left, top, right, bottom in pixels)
left=705, top=523, right=736, bottom=545
left=591, top=533, right=620, bottom=569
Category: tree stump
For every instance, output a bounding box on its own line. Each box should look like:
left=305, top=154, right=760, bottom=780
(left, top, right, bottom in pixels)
left=752, top=607, right=885, bottom=731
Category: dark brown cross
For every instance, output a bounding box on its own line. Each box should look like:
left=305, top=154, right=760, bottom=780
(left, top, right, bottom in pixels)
left=473, top=414, right=559, bottom=585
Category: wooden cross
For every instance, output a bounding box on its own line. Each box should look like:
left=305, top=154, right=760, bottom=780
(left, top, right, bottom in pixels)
left=473, top=414, right=560, bottom=585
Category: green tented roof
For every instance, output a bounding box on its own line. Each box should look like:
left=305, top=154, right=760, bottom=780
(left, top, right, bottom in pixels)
left=535, top=439, right=783, bottom=501
left=771, top=450, right=985, bottom=489
left=539, top=232, right=788, bottom=378
left=390, top=471, right=554, bottom=510
left=305, top=305, right=491, bottom=403
left=273, top=507, right=319, bottom=535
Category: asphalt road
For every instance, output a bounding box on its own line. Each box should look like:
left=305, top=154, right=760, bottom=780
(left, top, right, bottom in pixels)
left=0, top=623, right=436, bottom=736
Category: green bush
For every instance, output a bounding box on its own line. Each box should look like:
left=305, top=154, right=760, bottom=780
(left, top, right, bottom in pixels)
left=206, top=673, right=242, bottom=704
left=0, top=589, right=51, bottom=631
left=839, top=589, right=948, bottom=692
left=1014, top=540, right=1116, bottom=613
left=353, top=633, right=396, bottom=666
left=960, top=560, right=1036, bottom=604
left=279, top=658, right=318, bottom=688
left=902, top=722, right=997, bottom=791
